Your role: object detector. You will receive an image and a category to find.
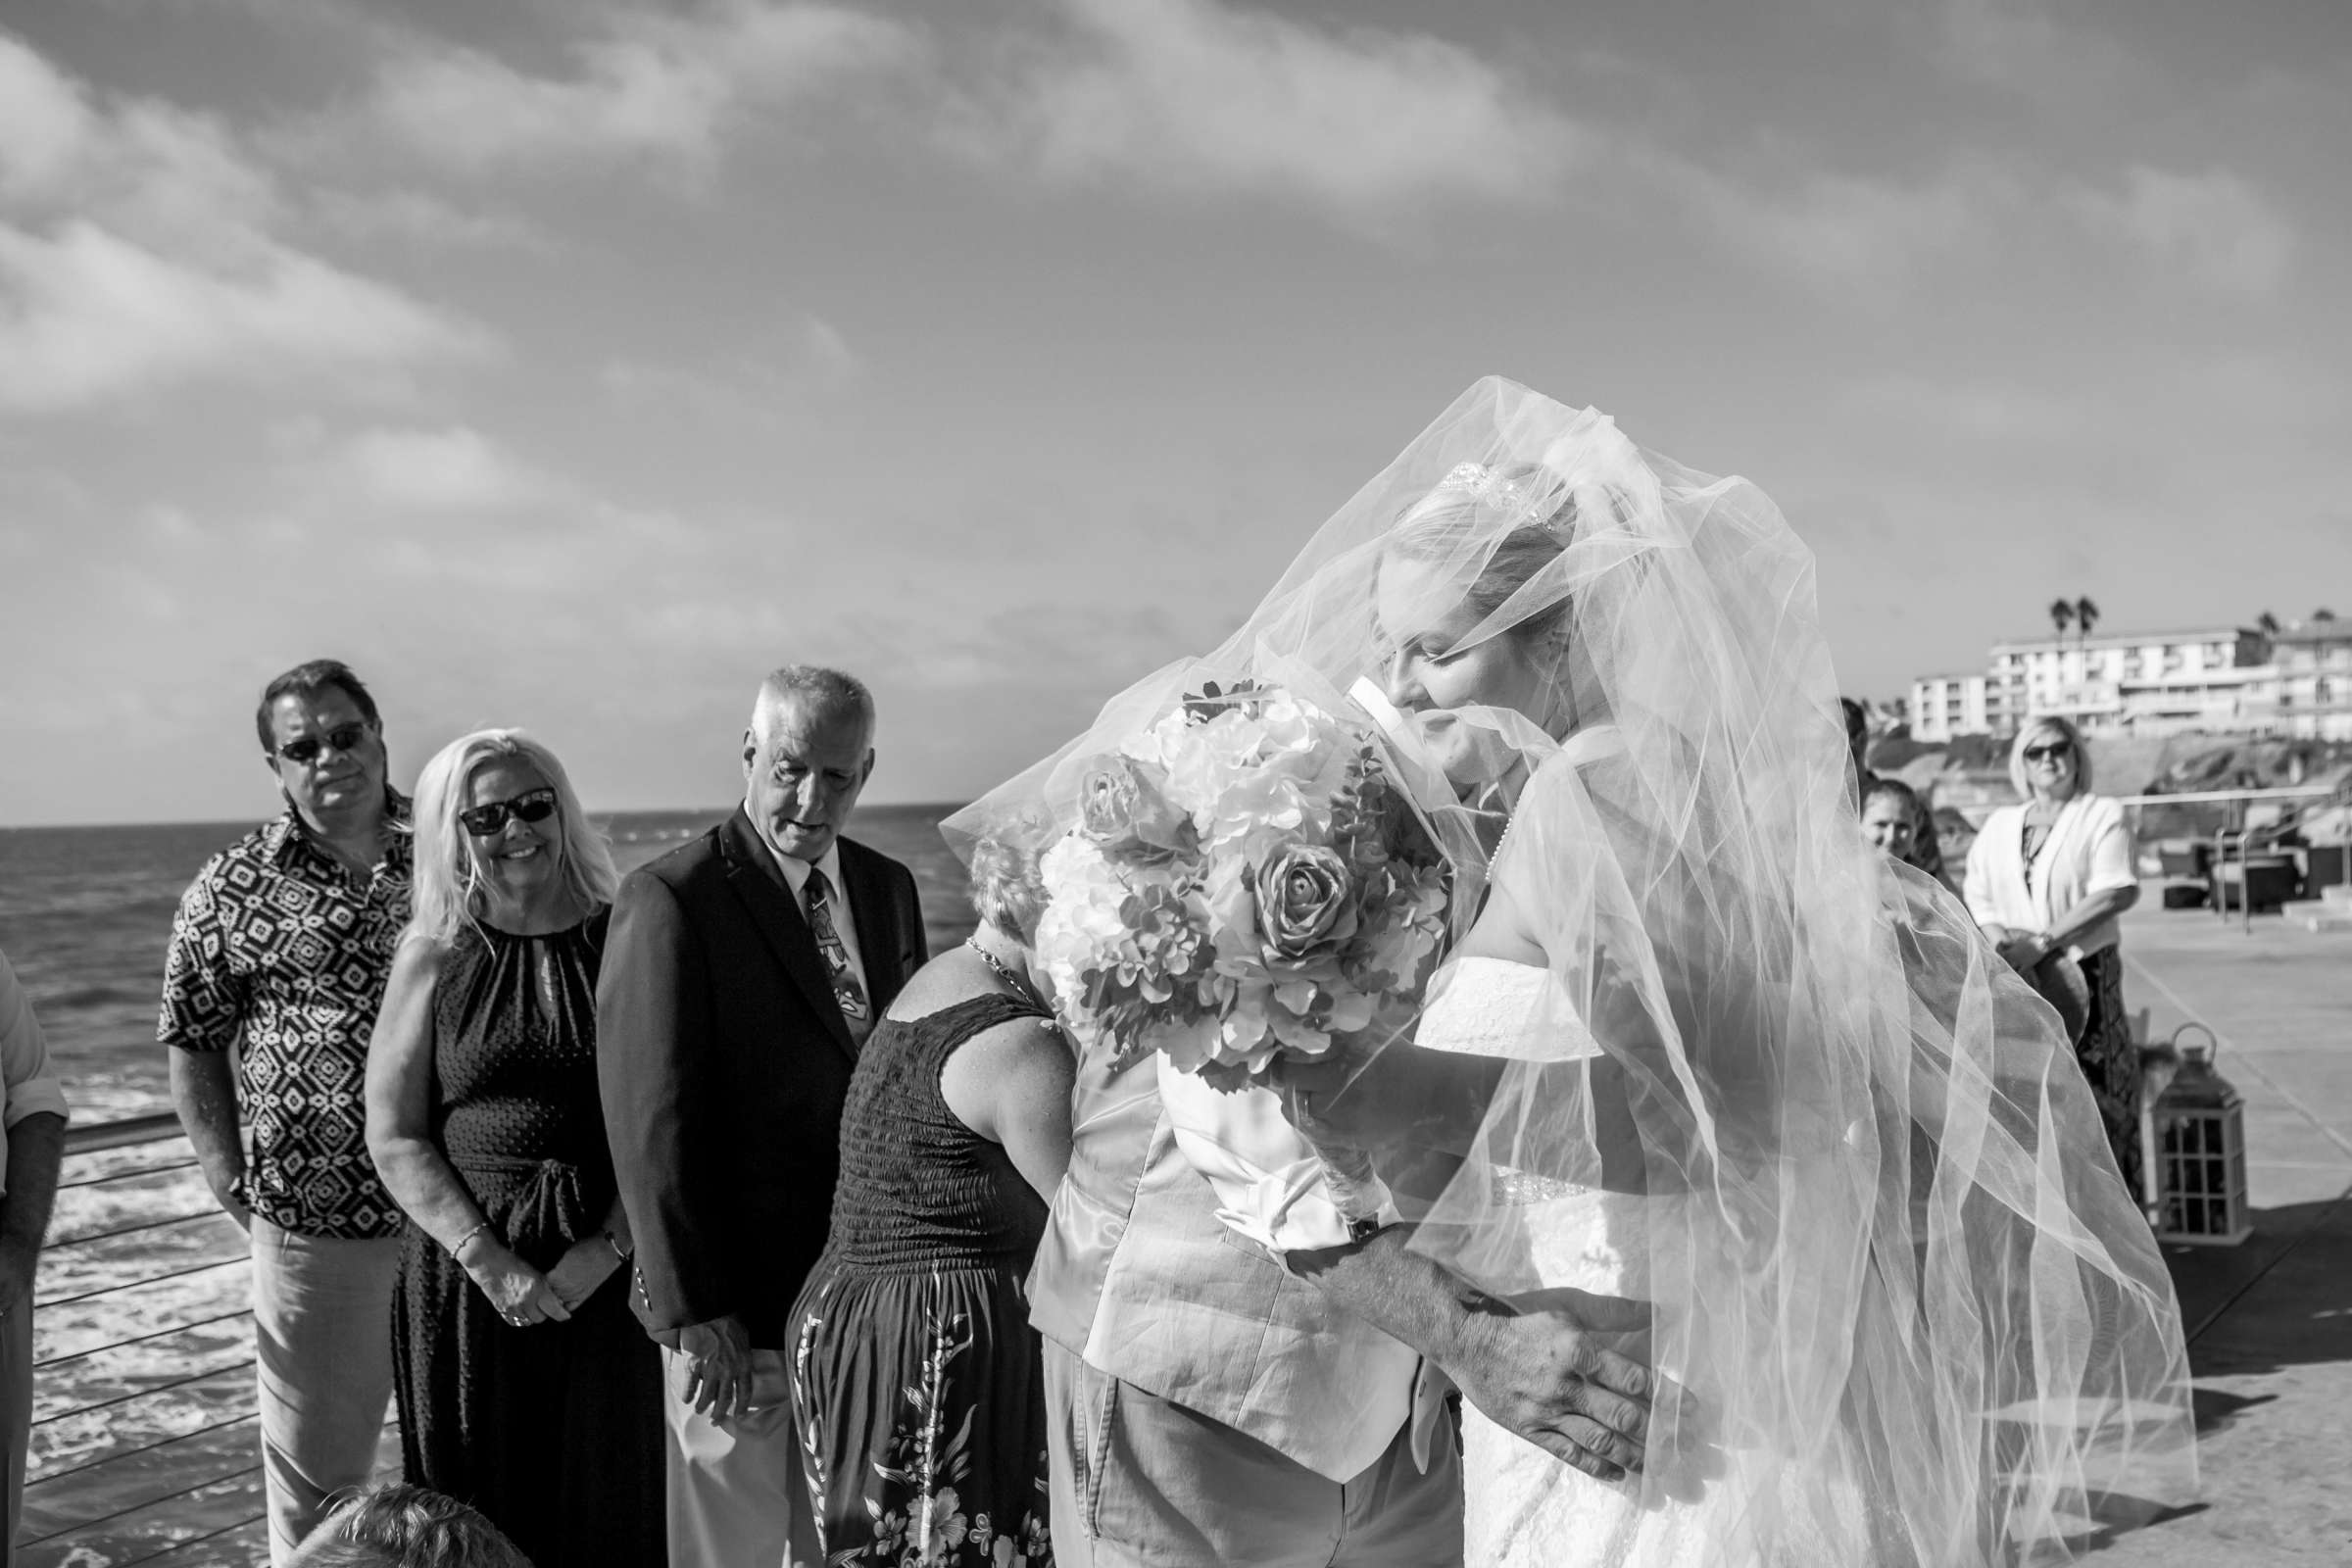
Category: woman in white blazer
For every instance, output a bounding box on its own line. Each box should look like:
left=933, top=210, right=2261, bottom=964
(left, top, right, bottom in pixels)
left=1964, top=714, right=2146, bottom=1204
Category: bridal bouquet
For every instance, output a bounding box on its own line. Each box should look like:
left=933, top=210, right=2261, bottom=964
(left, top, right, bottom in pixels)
left=1034, top=680, right=1452, bottom=1092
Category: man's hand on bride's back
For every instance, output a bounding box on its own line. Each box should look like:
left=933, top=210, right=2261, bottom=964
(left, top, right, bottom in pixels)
left=1449, top=1287, right=1697, bottom=1486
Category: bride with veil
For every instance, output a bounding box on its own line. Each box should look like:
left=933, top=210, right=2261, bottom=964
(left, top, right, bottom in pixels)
left=956, top=377, right=2196, bottom=1565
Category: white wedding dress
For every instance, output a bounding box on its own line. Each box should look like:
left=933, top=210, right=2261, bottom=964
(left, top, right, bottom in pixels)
left=1416, top=956, right=1708, bottom=1567
left=1411, top=950, right=1890, bottom=1560
left=1417, top=957, right=1879, bottom=1567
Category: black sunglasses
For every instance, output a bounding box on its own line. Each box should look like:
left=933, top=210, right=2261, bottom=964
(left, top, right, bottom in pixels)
left=458, top=788, right=559, bottom=837
left=275, top=721, right=374, bottom=767
left=2023, top=740, right=2074, bottom=762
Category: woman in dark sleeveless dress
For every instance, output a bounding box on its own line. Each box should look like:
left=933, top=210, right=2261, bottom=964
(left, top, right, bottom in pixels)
left=788, top=838, right=1075, bottom=1567
left=365, top=730, right=663, bottom=1567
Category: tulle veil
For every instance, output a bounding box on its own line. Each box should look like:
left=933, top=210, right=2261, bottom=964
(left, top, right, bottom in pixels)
left=947, top=376, right=2195, bottom=1564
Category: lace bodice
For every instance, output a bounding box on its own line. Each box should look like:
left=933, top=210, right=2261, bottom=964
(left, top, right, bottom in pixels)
left=1416, top=956, right=1599, bottom=1062
left=1414, top=955, right=1637, bottom=1277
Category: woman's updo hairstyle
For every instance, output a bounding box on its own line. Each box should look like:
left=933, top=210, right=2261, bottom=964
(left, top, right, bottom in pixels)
left=969, top=832, right=1049, bottom=944
left=1382, top=462, right=1586, bottom=647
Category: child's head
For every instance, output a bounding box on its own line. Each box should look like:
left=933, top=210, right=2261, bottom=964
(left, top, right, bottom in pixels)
left=290, top=1485, right=533, bottom=1567
left=1861, top=777, right=1921, bottom=861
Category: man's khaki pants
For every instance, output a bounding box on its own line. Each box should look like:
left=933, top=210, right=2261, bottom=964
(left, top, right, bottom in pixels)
left=1044, top=1340, right=1465, bottom=1568
left=662, top=1345, right=802, bottom=1567
left=251, top=1218, right=400, bottom=1566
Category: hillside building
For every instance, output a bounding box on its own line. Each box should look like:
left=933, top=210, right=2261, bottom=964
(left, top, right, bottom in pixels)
left=1908, top=673, right=1993, bottom=743
left=1912, top=625, right=2289, bottom=741
left=2270, top=620, right=2352, bottom=741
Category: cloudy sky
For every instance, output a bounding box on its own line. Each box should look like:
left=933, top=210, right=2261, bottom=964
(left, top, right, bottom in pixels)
left=2, top=0, right=2345, bottom=824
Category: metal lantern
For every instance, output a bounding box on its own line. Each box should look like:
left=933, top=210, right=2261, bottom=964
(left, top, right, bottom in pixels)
left=2150, top=1023, right=2252, bottom=1247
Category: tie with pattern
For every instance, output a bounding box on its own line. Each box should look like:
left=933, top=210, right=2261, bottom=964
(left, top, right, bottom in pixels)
left=803, top=867, right=870, bottom=1028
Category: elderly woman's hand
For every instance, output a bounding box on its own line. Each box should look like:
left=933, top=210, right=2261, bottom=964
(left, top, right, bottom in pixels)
left=1994, top=931, right=2052, bottom=973
left=465, top=1242, right=572, bottom=1328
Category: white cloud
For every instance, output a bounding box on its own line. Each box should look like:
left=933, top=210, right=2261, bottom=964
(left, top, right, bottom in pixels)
left=2067, top=166, right=2295, bottom=297
left=600, top=314, right=862, bottom=415
left=352, top=0, right=1573, bottom=219
left=1650, top=148, right=2295, bottom=305
left=1651, top=153, right=1993, bottom=296
left=142, top=502, right=202, bottom=543
left=368, top=41, right=728, bottom=172
left=0, top=32, right=486, bottom=413
left=0, top=29, right=95, bottom=197
left=798, top=315, right=859, bottom=380
left=965, top=0, right=1581, bottom=211
left=0, top=220, right=481, bottom=412
left=308, top=188, right=545, bottom=251
left=329, top=425, right=562, bottom=512
left=1935, top=0, right=2133, bottom=99
left=363, top=2, right=920, bottom=174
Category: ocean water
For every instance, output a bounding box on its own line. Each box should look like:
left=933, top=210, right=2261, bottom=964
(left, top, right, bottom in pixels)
left=0, top=804, right=976, bottom=1126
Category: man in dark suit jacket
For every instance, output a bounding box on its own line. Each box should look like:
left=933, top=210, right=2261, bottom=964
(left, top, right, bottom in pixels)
left=598, top=664, right=927, bottom=1567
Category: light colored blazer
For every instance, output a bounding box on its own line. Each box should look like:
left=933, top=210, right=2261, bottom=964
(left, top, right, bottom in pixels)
left=1027, top=1042, right=1432, bottom=1483
left=1963, top=793, right=2138, bottom=958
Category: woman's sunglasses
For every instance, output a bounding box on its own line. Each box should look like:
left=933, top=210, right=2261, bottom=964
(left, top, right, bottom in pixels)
left=2023, top=740, right=2074, bottom=762
left=459, top=788, right=559, bottom=837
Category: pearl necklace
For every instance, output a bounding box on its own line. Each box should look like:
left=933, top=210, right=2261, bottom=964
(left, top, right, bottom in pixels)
left=1490, top=808, right=1522, bottom=869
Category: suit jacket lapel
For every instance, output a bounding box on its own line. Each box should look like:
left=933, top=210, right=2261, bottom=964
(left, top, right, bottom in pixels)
left=719, top=809, right=858, bottom=1062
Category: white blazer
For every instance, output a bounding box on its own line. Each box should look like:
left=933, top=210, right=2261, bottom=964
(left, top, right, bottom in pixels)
left=1963, top=792, right=2138, bottom=958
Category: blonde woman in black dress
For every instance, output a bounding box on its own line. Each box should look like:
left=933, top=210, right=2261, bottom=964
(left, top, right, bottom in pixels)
left=364, top=730, right=662, bottom=1566
left=788, top=839, right=1076, bottom=1568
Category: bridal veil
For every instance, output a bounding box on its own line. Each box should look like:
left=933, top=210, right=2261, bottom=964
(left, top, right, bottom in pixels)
left=952, top=376, right=2196, bottom=1564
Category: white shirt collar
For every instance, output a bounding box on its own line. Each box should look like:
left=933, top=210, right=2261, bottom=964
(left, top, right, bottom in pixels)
left=767, top=840, right=845, bottom=906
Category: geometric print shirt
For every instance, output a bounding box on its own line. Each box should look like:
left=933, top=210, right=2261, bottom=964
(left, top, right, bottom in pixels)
left=158, top=793, right=413, bottom=1240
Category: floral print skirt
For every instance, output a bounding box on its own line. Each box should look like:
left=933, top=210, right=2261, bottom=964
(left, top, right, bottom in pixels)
left=789, top=1261, right=1054, bottom=1568
left=2076, top=945, right=2145, bottom=1206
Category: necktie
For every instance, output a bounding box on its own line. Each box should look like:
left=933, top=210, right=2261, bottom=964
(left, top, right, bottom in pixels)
left=803, top=867, right=870, bottom=1026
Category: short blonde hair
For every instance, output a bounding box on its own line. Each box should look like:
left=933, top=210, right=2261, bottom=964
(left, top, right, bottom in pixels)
left=411, top=729, right=617, bottom=944
left=2008, top=715, right=2092, bottom=799
left=968, top=833, right=1048, bottom=943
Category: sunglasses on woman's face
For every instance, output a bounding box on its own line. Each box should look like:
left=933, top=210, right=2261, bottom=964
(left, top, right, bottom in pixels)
left=459, top=788, right=559, bottom=837
left=2024, top=741, right=2074, bottom=763
left=275, top=722, right=374, bottom=767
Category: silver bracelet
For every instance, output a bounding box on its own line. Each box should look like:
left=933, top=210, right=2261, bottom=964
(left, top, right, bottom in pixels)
left=450, top=1220, right=492, bottom=1258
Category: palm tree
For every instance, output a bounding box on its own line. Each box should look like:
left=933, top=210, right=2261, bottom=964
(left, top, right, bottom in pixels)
left=2048, top=598, right=2075, bottom=641
left=2074, top=596, right=2100, bottom=644
left=2257, top=610, right=2281, bottom=636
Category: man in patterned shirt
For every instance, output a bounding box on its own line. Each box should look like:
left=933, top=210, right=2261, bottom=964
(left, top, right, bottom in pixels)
left=160, top=660, right=411, bottom=1566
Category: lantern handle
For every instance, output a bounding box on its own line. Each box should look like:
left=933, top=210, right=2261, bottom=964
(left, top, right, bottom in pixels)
left=2169, top=1021, right=2220, bottom=1063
